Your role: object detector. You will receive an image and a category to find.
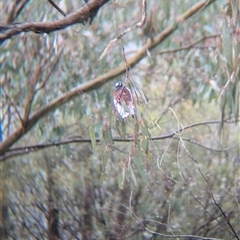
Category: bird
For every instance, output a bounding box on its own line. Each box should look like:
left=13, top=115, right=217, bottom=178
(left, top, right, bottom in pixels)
left=113, top=81, right=135, bottom=118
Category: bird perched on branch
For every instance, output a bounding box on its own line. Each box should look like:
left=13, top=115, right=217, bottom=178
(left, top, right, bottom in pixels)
left=113, top=81, right=135, bottom=119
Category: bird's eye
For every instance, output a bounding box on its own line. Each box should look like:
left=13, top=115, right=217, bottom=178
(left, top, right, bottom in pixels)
left=115, top=82, right=123, bottom=88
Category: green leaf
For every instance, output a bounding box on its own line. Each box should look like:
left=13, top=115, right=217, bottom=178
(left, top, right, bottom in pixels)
left=100, top=171, right=105, bottom=183
left=210, top=55, right=220, bottom=77
left=128, top=164, right=137, bottom=186
left=100, top=151, right=108, bottom=182
left=64, top=144, right=71, bottom=157
left=89, top=125, right=97, bottom=150
left=233, top=38, right=240, bottom=70
left=222, top=18, right=233, bottom=71
left=115, top=119, right=126, bottom=137
left=234, top=83, right=239, bottom=121
left=50, top=125, right=65, bottom=141
left=141, top=118, right=151, bottom=153
left=134, top=149, right=148, bottom=184
left=102, top=125, right=114, bottom=145
left=54, top=125, right=65, bottom=136
left=118, top=166, right=126, bottom=189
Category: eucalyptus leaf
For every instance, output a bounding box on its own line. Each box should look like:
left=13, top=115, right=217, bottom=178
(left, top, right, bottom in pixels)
left=134, top=149, right=148, bottom=184
left=118, top=166, right=126, bottom=189
left=115, top=119, right=126, bottom=137
left=102, top=125, right=114, bottom=145
left=89, top=125, right=97, bottom=150
left=222, top=18, right=233, bottom=71
left=128, top=164, right=137, bottom=186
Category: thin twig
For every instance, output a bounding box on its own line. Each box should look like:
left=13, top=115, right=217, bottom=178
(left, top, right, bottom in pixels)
left=129, top=206, right=221, bottom=240
left=2, top=88, right=24, bottom=124
left=35, top=45, right=64, bottom=92
left=23, top=65, right=42, bottom=123
left=178, top=133, right=239, bottom=239
left=153, top=33, right=220, bottom=55
left=174, top=137, right=239, bottom=153
left=99, top=0, right=147, bottom=60
left=188, top=190, right=234, bottom=237
left=48, top=0, right=67, bottom=17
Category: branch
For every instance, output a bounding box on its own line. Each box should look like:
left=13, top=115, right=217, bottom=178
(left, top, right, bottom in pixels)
left=153, top=33, right=220, bottom=55
left=23, top=46, right=64, bottom=122
left=48, top=0, right=67, bottom=17
left=4, top=0, right=30, bottom=24
left=23, top=65, right=42, bottom=123
left=0, top=0, right=217, bottom=155
left=2, top=88, right=24, bottom=124
left=1, top=119, right=238, bottom=161
left=128, top=204, right=221, bottom=240
left=176, top=137, right=239, bottom=153
left=99, top=0, right=147, bottom=60
left=36, top=46, right=64, bottom=92
left=179, top=135, right=239, bottom=239
left=0, top=0, right=110, bottom=43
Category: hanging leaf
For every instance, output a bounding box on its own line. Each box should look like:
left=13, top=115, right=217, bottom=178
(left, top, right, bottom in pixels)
left=141, top=117, right=151, bottom=154
left=100, top=171, right=105, bottom=183
left=50, top=125, right=65, bottom=141
left=115, top=118, right=126, bottom=137
left=128, top=163, right=137, bottom=186
left=115, top=119, right=122, bottom=136
left=134, top=148, right=149, bottom=184
left=64, top=144, right=71, bottom=157
left=54, top=125, right=65, bottom=136
left=233, top=75, right=239, bottom=121
left=89, top=125, right=97, bottom=150
left=222, top=18, right=233, bottom=72
left=210, top=55, right=221, bottom=77
left=118, top=166, right=126, bottom=189
left=102, top=119, right=114, bottom=145
left=100, top=151, right=108, bottom=182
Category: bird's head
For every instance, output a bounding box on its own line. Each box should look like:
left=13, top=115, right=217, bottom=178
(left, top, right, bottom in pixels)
left=114, top=81, right=124, bottom=91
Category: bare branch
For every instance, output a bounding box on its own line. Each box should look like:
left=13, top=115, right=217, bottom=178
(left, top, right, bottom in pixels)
left=0, top=0, right=110, bottom=43
left=23, top=65, right=42, bottom=123
left=2, top=88, right=24, bottom=124
left=1, top=119, right=239, bottom=161
left=128, top=204, right=222, bottom=240
left=177, top=132, right=240, bottom=239
left=36, top=46, right=64, bottom=92
left=136, top=0, right=147, bottom=28
left=23, top=46, right=64, bottom=123
left=4, top=0, right=30, bottom=24
left=153, top=33, right=220, bottom=55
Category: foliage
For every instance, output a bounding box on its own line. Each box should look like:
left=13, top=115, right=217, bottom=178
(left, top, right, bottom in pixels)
left=1, top=0, right=240, bottom=239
